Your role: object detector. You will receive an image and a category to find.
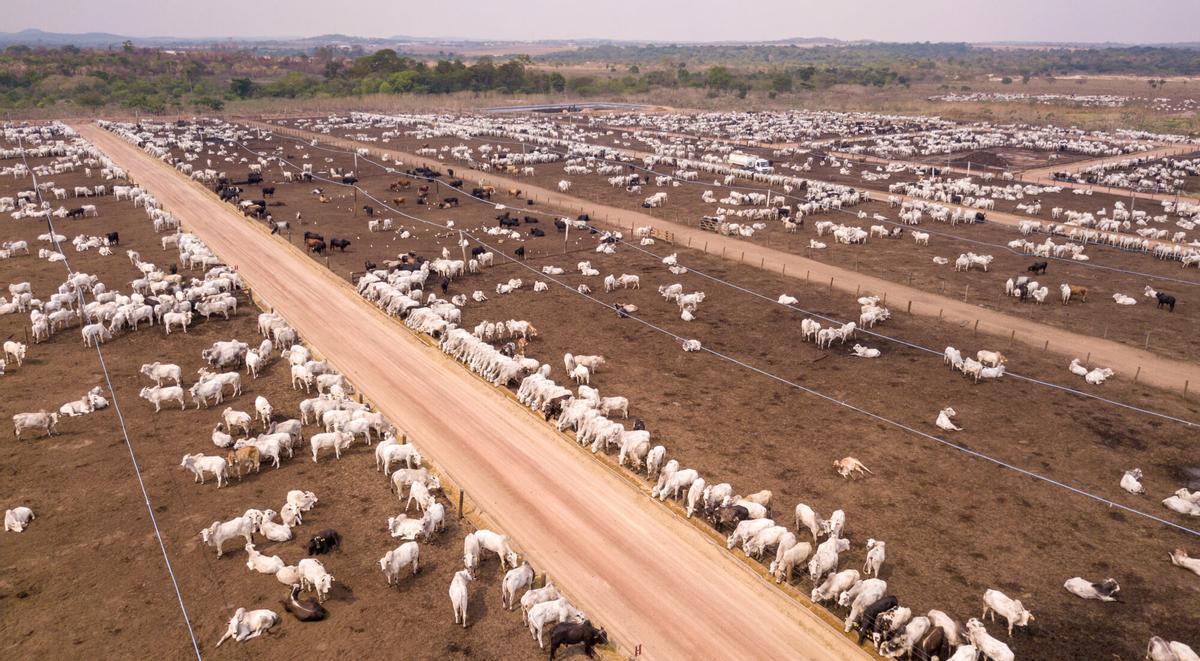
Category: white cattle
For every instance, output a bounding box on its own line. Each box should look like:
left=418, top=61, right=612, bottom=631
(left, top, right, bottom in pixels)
left=449, top=569, right=473, bottom=628
left=4, top=506, right=35, bottom=532
left=981, top=588, right=1035, bottom=636
left=379, top=542, right=421, bottom=586
left=502, top=561, right=535, bottom=610
left=1064, top=576, right=1120, bottom=601
left=215, top=608, right=279, bottom=646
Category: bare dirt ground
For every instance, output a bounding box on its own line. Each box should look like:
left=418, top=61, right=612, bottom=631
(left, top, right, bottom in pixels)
left=288, top=121, right=1200, bottom=374
left=0, top=140, right=543, bottom=660
left=78, top=122, right=873, bottom=660
left=120, top=120, right=1200, bottom=660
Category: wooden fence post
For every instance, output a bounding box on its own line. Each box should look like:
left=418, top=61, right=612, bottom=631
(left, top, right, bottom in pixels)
left=458, top=490, right=464, bottom=519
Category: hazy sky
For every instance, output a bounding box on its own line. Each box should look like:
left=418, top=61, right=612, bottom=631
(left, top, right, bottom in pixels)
left=8, top=0, right=1200, bottom=43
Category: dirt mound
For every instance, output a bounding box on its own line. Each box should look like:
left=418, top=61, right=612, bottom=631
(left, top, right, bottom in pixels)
left=948, top=150, right=1010, bottom=169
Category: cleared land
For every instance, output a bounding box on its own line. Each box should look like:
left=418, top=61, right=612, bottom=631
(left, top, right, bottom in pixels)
left=91, top=117, right=1200, bottom=659
left=75, top=121, right=871, bottom=660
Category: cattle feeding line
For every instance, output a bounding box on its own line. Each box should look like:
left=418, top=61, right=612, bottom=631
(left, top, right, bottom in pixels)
left=251, top=126, right=1200, bottom=430
left=18, top=131, right=204, bottom=661
left=225, top=132, right=1200, bottom=539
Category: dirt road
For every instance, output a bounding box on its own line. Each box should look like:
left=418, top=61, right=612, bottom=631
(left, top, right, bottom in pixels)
left=258, top=121, right=1199, bottom=393
left=1020, top=144, right=1200, bottom=204
left=75, top=123, right=871, bottom=661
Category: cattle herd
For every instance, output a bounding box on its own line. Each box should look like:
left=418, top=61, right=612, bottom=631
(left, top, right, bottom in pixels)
left=3, top=108, right=1200, bottom=660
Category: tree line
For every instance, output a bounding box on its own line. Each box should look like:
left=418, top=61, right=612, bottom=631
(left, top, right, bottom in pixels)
left=1, top=41, right=1198, bottom=113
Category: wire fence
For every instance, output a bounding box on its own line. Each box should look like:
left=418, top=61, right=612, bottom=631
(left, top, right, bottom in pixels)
left=216, top=124, right=1200, bottom=539
left=260, top=121, right=1200, bottom=417
left=17, top=131, right=204, bottom=660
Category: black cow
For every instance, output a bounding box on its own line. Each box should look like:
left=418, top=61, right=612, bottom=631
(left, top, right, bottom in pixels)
left=974, top=211, right=987, bottom=222
left=282, top=585, right=327, bottom=622
left=1156, top=292, right=1176, bottom=312
left=247, top=172, right=263, bottom=185
left=514, top=246, right=526, bottom=259
left=303, top=231, right=324, bottom=241
left=712, top=505, right=749, bottom=531
left=363, top=260, right=377, bottom=271
left=306, top=529, right=342, bottom=555
left=857, top=595, right=899, bottom=644
left=105, top=231, right=119, bottom=246
left=261, top=186, right=275, bottom=198
left=440, top=277, right=450, bottom=294
left=523, top=216, right=539, bottom=224
left=341, top=175, right=358, bottom=185
left=529, top=228, right=545, bottom=237
left=448, top=178, right=464, bottom=188
left=471, top=246, right=486, bottom=257
left=66, top=207, right=85, bottom=219
left=554, top=219, right=567, bottom=232
left=306, top=239, right=327, bottom=254
left=499, top=216, right=520, bottom=228
left=549, top=620, right=607, bottom=659
left=362, top=205, right=374, bottom=217
left=439, top=196, right=459, bottom=208
left=330, top=238, right=351, bottom=252
left=1028, top=261, right=1048, bottom=275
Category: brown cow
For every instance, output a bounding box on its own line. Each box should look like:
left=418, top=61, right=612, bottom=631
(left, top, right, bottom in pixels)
left=389, top=179, right=412, bottom=191
left=507, top=188, right=523, bottom=198
left=226, top=446, right=261, bottom=480
left=392, top=197, right=405, bottom=205
left=1062, top=284, right=1088, bottom=304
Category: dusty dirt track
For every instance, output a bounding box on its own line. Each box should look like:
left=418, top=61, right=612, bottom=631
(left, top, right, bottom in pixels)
left=257, top=121, right=1200, bottom=393
left=74, top=123, right=873, bottom=660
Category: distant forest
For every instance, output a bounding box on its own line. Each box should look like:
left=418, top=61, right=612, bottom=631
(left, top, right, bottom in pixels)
left=2, top=40, right=1199, bottom=113
left=540, top=42, right=1200, bottom=73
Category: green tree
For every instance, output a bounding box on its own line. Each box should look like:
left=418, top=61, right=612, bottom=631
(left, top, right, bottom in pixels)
left=193, top=96, right=224, bottom=110
left=704, top=65, right=732, bottom=90
left=229, top=77, right=254, bottom=98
